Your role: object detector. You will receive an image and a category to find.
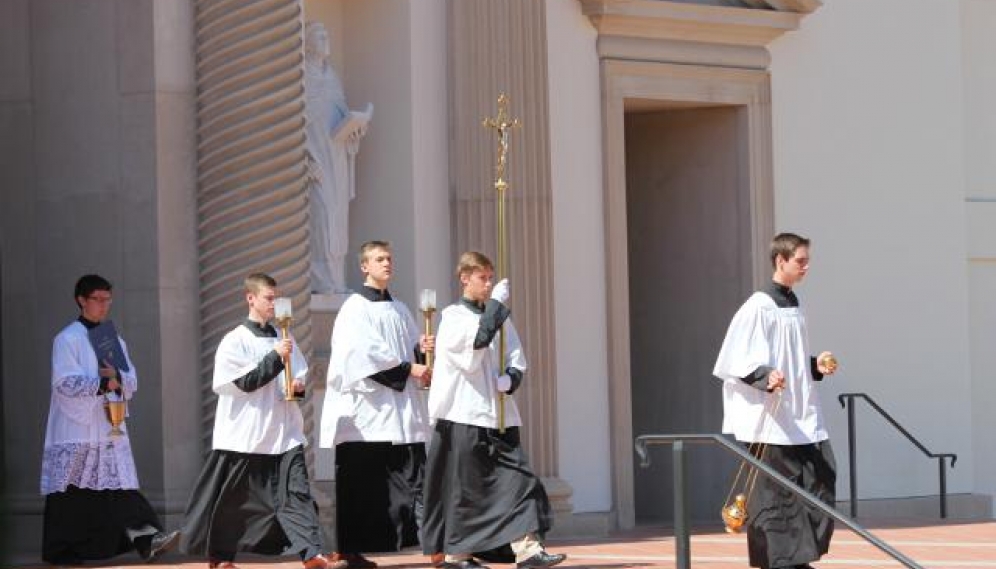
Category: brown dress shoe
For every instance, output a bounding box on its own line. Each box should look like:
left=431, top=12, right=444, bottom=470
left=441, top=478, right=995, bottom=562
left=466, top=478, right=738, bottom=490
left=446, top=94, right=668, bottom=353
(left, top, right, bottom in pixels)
left=429, top=553, right=445, bottom=567
left=330, top=552, right=378, bottom=569
left=305, top=553, right=349, bottom=569
left=208, top=561, right=239, bottom=569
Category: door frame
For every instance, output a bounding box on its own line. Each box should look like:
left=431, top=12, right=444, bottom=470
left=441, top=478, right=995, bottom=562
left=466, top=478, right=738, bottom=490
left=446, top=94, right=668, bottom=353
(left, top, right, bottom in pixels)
left=600, top=59, right=774, bottom=529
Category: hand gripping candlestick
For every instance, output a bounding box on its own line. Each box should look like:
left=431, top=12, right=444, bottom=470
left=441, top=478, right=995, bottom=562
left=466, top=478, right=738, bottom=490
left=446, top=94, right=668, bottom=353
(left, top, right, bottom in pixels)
left=483, top=93, right=520, bottom=433
left=419, top=289, right=436, bottom=390
left=274, top=297, right=301, bottom=401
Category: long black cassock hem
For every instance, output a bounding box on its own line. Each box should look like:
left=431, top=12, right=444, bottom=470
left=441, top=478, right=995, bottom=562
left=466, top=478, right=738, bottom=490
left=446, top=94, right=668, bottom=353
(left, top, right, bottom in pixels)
left=180, top=445, right=325, bottom=562
left=422, top=421, right=553, bottom=561
left=42, top=486, right=162, bottom=564
left=747, top=441, right=836, bottom=569
left=335, top=441, right=424, bottom=553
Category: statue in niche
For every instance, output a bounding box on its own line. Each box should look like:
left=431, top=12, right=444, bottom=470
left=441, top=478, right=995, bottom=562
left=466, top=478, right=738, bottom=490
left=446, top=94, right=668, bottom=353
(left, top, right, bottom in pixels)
left=304, top=21, right=373, bottom=294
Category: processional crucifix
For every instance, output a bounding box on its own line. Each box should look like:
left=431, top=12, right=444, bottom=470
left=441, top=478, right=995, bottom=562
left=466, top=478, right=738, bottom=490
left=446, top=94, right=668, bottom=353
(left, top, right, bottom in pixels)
left=482, top=93, right=520, bottom=433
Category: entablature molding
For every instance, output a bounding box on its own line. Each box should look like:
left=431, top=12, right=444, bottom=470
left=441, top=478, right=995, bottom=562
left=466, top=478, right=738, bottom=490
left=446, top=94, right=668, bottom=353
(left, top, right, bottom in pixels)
left=579, top=0, right=821, bottom=69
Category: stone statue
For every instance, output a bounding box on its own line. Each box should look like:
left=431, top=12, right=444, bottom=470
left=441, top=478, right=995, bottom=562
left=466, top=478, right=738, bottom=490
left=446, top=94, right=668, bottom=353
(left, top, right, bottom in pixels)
left=304, top=21, right=372, bottom=294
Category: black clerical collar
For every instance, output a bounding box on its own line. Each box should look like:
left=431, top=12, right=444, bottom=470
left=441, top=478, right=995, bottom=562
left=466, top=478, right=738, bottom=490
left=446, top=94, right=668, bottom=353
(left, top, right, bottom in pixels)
left=764, top=280, right=799, bottom=308
left=359, top=285, right=393, bottom=302
left=242, top=318, right=278, bottom=337
left=77, top=316, right=101, bottom=330
left=460, top=297, right=485, bottom=314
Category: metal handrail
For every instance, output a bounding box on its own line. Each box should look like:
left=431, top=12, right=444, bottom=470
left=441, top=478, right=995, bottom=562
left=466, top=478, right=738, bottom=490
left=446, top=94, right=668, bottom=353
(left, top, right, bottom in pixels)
left=635, top=433, right=924, bottom=569
left=837, top=393, right=957, bottom=518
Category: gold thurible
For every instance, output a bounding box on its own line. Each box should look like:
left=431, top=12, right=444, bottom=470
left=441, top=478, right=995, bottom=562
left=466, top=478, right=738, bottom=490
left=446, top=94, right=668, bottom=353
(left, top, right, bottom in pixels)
left=721, top=391, right=785, bottom=533
left=722, top=494, right=748, bottom=533
left=483, top=93, right=520, bottom=434
left=274, top=297, right=301, bottom=401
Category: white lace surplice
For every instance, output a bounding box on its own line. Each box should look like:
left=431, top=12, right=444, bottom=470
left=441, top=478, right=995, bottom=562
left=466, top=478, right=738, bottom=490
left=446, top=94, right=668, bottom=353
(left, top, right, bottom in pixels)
left=428, top=302, right=527, bottom=430
left=712, top=292, right=828, bottom=445
left=320, top=294, right=429, bottom=449
left=211, top=324, right=309, bottom=455
left=40, top=321, right=140, bottom=495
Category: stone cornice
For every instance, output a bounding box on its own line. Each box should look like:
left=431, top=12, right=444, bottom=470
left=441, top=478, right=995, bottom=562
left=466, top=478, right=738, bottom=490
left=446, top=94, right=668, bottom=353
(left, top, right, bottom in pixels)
left=580, top=0, right=820, bottom=49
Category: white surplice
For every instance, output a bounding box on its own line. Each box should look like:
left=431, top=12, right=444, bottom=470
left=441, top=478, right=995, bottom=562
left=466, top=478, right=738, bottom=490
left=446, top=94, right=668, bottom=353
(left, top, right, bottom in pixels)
left=211, top=323, right=309, bottom=454
left=428, top=302, right=527, bottom=429
left=319, top=294, right=429, bottom=448
left=40, top=321, right=140, bottom=495
left=713, top=292, right=828, bottom=445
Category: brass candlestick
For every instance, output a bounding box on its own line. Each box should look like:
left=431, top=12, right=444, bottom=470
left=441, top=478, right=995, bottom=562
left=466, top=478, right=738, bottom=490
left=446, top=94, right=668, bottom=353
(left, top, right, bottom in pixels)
left=419, top=289, right=436, bottom=390
left=274, top=297, right=301, bottom=401
left=483, top=93, right=520, bottom=433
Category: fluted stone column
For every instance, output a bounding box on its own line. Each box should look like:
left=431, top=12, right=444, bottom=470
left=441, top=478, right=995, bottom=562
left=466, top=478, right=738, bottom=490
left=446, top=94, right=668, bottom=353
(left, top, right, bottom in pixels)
left=194, top=0, right=318, bottom=473
left=448, top=0, right=572, bottom=522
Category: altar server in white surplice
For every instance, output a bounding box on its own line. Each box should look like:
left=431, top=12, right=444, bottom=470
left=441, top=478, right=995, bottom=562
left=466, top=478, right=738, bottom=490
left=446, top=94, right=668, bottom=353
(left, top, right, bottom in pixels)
left=713, top=232, right=839, bottom=569
left=421, top=252, right=565, bottom=569
left=320, top=240, right=433, bottom=569
left=181, top=273, right=340, bottom=569
left=40, top=274, right=179, bottom=565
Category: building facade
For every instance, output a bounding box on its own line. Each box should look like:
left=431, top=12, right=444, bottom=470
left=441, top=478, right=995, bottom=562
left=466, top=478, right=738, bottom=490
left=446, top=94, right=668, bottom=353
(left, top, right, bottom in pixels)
left=2, top=0, right=995, bottom=563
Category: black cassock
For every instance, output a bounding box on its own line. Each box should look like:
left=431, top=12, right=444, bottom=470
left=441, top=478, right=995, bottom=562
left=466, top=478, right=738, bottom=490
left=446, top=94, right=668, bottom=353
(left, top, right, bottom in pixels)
left=747, top=442, right=836, bottom=569
left=180, top=445, right=325, bottom=561
left=43, top=487, right=162, bottom=564
left=335, top=441, right=424, bottom=553
left=421, top=420, right=552, bottom=561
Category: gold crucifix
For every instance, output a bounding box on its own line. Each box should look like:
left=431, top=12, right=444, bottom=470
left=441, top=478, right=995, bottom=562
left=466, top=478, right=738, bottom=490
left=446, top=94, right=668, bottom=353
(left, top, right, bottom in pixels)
left=482, top=93, right=521, bottom=192
left=482, top=93, right=520, bottom=433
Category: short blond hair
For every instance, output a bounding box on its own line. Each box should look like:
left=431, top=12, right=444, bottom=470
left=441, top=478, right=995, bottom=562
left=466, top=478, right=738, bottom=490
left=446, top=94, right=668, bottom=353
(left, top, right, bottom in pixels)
left=455, top=251, right=494, bottom=279
left=244, top=273, right=276, bottom=295
left=358, top=240, right=391, bottom=264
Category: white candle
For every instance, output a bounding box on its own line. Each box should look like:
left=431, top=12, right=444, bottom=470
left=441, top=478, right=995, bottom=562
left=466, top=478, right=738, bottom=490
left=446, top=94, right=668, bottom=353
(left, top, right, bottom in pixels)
left=420, top=289, right=436, bottom=312
left=274, top=297, right=293, bottom=319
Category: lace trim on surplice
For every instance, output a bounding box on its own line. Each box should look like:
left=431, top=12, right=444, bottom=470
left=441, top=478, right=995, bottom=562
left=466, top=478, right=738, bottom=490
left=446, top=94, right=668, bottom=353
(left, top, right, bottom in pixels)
left=53, top=374, right=99, bottom=398
left=40, top=439, right=139, bottom=495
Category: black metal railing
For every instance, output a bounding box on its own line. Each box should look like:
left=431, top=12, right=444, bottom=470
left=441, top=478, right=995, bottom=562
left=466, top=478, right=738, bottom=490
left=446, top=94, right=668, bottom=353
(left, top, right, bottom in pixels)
left=838, top=393, right=957, bottom=518
left=635, top=433, right=925, bottom=569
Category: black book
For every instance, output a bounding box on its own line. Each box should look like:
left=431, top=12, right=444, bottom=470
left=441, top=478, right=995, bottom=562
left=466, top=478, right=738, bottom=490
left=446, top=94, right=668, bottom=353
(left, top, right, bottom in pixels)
left=87, top=320, right=130, bottom=372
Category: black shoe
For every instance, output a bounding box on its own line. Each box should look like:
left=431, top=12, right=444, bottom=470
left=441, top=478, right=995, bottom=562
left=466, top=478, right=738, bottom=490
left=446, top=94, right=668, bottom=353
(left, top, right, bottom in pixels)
left=440, top=560, right=489, bottom=569
left=142, top=530, right=180, bottom=562
left=516, top=552, right=566, bottom=569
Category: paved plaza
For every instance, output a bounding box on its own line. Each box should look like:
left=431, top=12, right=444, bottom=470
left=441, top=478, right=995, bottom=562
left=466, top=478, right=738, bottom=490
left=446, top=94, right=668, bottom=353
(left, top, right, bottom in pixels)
left=14, top=519, right=996, bottom=569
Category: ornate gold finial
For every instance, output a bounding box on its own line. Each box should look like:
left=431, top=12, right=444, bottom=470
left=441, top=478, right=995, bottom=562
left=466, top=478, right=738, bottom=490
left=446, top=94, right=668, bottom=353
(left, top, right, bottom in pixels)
left=482, top=93, right=521, bottom=189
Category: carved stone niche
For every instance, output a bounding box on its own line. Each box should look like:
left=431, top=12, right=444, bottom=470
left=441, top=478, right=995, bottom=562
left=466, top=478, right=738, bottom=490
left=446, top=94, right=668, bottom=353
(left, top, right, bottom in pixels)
left=579, top=0, right=822, bottom=70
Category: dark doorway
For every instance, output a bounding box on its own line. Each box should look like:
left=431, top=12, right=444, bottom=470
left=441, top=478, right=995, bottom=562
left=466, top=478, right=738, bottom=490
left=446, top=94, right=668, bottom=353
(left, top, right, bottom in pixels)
left=626, top=105, right=754, bottom=524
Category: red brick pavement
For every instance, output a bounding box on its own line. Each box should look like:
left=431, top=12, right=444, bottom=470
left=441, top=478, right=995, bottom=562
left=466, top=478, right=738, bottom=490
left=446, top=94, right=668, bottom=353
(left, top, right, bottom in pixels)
left=15, top=519, right=996, bottom=569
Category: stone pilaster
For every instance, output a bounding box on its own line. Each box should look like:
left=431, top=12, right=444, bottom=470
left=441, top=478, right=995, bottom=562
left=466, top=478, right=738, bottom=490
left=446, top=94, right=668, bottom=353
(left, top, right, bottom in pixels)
left=448, top=0, right=570, bottom=519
